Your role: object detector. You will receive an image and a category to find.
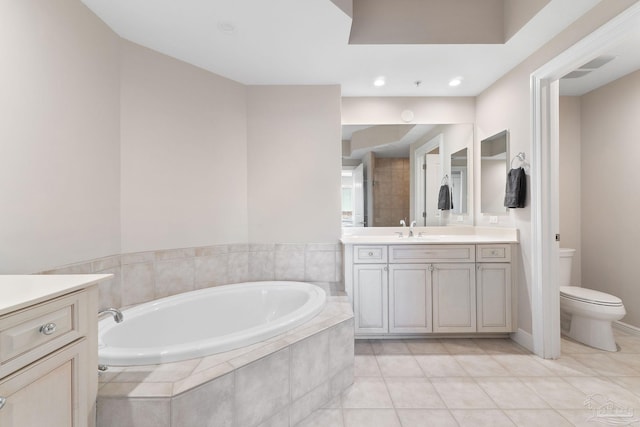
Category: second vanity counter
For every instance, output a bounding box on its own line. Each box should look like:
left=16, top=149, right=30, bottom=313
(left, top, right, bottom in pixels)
left=341, top=227, right=519, bottom=338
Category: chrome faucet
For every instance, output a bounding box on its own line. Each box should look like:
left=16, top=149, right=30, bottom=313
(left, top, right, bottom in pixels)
left=99, top=308, right=124, bottom=323
left=400, top=219, right=406, bottom=227
left=409, top=220, right=417, bottom=237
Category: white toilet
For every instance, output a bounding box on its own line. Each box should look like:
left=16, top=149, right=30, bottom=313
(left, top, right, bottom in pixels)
left=559, top=248, right=625, bottom=351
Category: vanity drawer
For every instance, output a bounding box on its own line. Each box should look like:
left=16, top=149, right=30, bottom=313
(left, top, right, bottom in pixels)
left=0, top=291, right=86, bottom=374
left=389, top=245, right=475, bottom=263
left=477, top=245, right=511, bottom=262
left=354, top=246, right=388, bottom=263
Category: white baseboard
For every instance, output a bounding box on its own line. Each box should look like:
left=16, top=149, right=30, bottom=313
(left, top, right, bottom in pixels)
left=614, top=320, right=640, bottom=336
left=510, top=328, right=534, bottom=352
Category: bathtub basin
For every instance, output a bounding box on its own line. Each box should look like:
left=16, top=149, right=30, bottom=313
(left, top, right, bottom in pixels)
left=98, top=281, right=326, bottom=366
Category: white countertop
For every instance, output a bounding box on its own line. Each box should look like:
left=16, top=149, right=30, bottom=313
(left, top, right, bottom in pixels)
left=340, top=226, right=518, bottom=245
left=0, top=274, right=112, bottom=316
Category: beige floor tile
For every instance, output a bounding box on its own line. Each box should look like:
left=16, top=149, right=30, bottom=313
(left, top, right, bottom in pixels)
left=556, top=409, right=632, bottom=427
left=503, top=409, right=573, bottom=426
left=563, top=376, right=640, bottom=410
left=608, top=376, right=640, bottom=398
left=451, top=409, right=516, bottom=426
left=475, top=339, right=529, bottom=355
left=519, top=377, right=587, bottom=409
left=341, top=377, right=394, bottom=409
left=571, top=353, right=640, bottom=376
left=343, top=409, right=401, bottom=427
left=354, top=340, right=374, bottom=355
left=430, top=377, right=496, bottom=409
left=295, top=409, right=343, bottom=427
left=608, top=352, right=640, bottom=371
left=455, top=355, right=511, bottom=377
left=385, top=377, right=446, bottom=409
left=560, top=338, right=601, bottom=354
left=354, top=355, right=381, bottom=377
left=441, top=339, right=486, bottom=355
left=475, top=377, right=549, bottom=409
left=414, top=355, right=468, bottom=377
left=492, top=354, right=556, bottom=377
left=396, top=409, right=458, bottom=427
left=404, top=339, right=449, bottom=355
left=371, top=339, right=411, bottom=355
left=376, top=355, right=424, bottom=377
left=534, top=355, right=594, bottom=376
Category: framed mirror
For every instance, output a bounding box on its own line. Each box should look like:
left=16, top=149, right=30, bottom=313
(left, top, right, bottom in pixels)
left=341, top=123, right=473, bottom=227
left=450, top=147, right=468, bottom=215
left=480, top=130, right=508, bottom=214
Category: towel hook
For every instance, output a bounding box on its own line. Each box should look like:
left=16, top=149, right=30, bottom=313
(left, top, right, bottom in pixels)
left=510, top=152, right=526, bottom=169
left=441, top=174, right=449, bottom=185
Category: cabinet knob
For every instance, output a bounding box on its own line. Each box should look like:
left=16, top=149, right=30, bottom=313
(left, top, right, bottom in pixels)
left=383, top=266, right=388, bottom=271
left=39, top=322, right=57, bottom=336
left=0, top=397, right=6, bottom=410
left=368, top=252, right=374, bottom=256
left=428, top=265, right=434, bottom=271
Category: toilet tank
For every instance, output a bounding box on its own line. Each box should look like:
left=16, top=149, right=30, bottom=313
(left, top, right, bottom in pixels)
left=559, top=248, right=576, bottom=287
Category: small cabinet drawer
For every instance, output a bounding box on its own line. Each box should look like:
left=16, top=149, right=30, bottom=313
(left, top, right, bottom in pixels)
left=354, top=246, right=388, bottom=263
left=477, top=245, right=511, bottom=262
left=0, top=291, right=87, bottom=374
left=389, top=245, right=475, bottom=263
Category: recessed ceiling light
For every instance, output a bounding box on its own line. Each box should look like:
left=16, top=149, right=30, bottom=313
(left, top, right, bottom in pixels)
left=373, top=76, right=386, bottom=87
left=449, top=76, right=463, bottom=87
left=217, top=21, right=237, bottom=35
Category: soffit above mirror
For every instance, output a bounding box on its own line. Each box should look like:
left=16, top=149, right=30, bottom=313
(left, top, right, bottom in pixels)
left=349, top=0, right=551, bottom=45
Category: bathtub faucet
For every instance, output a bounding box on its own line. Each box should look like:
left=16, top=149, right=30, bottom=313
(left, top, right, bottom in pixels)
left=99, top=308, right=124, bottom=323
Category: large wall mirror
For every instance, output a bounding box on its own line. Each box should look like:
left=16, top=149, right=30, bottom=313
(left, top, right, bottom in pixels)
left=480, top=130, right=508, bottom=214
left=341, top=123, right=473, bottom=227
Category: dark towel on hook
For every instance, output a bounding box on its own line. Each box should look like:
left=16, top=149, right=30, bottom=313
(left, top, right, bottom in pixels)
left=438, top=184, right=452, bottom=210
left=504, top=167, right=527, bottom=208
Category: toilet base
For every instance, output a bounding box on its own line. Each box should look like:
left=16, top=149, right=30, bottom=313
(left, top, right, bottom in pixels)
left=565, top=314, right=618, bottom=352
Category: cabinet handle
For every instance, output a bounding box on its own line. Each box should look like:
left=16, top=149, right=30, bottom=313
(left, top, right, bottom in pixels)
left=428, top=265, right=434, bottom=271
left=0, top=397, right=6, bottom=410
left=477, top=265, right=482, bottom=270
left=39, top=322, right=57, bottom=336
left=383, top=266, right=388, bottom=271
left=368, top=252, right=374, bottom=256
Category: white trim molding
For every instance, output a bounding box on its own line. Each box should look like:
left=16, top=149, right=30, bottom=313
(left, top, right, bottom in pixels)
left=529, top=2, right=640, bottom=359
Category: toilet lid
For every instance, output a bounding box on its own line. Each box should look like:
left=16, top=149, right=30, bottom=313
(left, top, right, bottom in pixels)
left=560, top=286, right=623, bottom=306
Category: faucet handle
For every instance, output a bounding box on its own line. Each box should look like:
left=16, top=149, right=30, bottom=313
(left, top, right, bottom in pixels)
left=410, top=220, right=417, bottom=227
left=400, top=219, right=406, bottom=227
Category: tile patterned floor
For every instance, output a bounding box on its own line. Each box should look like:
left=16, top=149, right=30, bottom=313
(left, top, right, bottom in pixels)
left=296, top=330, right=640, bottom=426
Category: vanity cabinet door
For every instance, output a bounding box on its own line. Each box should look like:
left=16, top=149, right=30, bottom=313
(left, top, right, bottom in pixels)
left=0, top=339, right=87, bottom=427
left=432, top=263, right=476, bottom=333
left=353, top=264, right=388, bottom=334
left=477, top=263, right=512, bottom=332
left=388, top=264, right=432, bottom=333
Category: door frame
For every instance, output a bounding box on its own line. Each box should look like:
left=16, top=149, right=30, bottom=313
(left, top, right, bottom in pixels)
left=530, top=3, right=640, bottom=358
left=414, top=134, right=443, bottom=225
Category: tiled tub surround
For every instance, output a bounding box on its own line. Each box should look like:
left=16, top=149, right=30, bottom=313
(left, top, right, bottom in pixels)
left=40, top=243, right=344, bottom=311
left=97, top=297, right=354, bottom=427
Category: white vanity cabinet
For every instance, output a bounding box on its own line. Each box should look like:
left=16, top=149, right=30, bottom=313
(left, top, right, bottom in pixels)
left=476, top=245, right=513, bottom=332
left=0, top=275, right=108, bottom=427
left=345, top=240, right=516, bottom=337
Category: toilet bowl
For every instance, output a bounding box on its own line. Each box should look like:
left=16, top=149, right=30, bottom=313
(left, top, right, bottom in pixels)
left=559, top=248, right=625, bottom=351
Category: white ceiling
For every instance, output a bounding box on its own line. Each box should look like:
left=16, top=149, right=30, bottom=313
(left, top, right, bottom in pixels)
left=82, top=0, right=610, bottom=97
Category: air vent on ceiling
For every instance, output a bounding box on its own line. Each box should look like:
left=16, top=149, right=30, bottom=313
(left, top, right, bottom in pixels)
left=561, top=55, right=616, bottom=80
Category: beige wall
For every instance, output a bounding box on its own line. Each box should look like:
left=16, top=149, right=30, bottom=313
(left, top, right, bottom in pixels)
left=120, top=41, right=248, bottom=253
left=247, top=86, right=342, bottom=243
left=580, top=70, right=640, bottom=327
left=0, top=0, right=121, bottom=273
left=342, top=97, right=475, bottom=125
left=475, top=0, right=638, bottom=334
left=558, top=97, right=582, bottom=286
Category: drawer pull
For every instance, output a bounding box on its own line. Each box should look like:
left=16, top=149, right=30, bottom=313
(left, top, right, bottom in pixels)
left=368, top=252, right=374, bottom=256
left=0, top=397, right=6, bottom=410
left=39, top=322, right=57, bottom=336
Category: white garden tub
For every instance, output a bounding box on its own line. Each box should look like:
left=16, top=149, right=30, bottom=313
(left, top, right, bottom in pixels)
left=98, top=281, right=326, bottom=366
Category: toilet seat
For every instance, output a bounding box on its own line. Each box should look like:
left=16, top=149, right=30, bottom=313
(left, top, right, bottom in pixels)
left=560, top=286, right=623, bottom=307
